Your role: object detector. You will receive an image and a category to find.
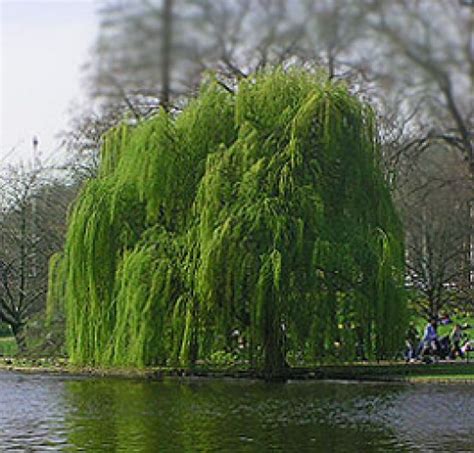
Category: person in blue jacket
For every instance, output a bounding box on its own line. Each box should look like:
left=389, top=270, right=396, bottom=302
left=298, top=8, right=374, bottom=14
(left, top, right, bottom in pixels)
left=416, top=318, right=440, bottom=359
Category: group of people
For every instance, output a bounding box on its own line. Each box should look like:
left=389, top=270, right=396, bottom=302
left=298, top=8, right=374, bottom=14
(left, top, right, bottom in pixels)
left=405, top=316, right=472, bottom=362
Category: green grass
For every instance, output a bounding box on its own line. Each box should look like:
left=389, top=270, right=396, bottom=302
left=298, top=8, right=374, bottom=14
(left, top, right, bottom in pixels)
left=0, top=337, right=18, bottom=356
left=409, top=374, right=474, bottom=382
left=438, top=316, right=473, bottom=337
left=413, top=315, right=473, bottom=339
left=308, top=361, right=474, bottom=382
left=0, top=354, right=472, bottom=383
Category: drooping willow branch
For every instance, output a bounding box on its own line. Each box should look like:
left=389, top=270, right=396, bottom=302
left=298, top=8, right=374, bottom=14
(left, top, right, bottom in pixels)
left=49, top=69, right=406, bottom=375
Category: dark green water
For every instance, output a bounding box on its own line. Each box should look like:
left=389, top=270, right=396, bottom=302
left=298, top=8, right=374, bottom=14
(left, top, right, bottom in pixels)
left=0, top=371, right=473, bottom=452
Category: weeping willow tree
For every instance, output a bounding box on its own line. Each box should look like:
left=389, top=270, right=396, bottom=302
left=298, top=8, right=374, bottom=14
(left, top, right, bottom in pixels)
left=49, top=69, right=406, bottom=377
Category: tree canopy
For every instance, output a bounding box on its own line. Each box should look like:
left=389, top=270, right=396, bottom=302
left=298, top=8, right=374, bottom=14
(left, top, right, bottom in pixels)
left=50, top=69, right=406, bottom=377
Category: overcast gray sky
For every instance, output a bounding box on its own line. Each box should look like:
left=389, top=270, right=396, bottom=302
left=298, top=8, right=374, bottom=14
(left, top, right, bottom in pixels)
left=0, top=0, right=97, bottom=166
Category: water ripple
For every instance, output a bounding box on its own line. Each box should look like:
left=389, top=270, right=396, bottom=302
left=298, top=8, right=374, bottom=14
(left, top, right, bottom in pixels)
left=0, top=372, right=473, bottom=452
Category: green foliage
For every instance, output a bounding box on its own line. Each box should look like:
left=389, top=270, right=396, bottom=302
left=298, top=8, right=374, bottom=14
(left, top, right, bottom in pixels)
left=0, top=337, right=17, bottom=355
left=50, top=69, right=406, bottom=376
left=46, top=252, right=66, bottom=326
left=0, top=323, right=12, bottom=337
left=208, top=350, right=238, bottom=367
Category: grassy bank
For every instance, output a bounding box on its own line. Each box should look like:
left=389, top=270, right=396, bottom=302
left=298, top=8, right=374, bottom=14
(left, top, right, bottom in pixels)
left=297, top=362, right=474, bottom=383
left=0, top=356, right=473, bottom=383
left=0, top=337, right=17, bottom=356
left=416, top=316, right=474, bottom=337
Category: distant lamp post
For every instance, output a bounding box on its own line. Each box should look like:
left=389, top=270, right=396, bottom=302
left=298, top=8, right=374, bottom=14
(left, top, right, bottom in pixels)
left=31, top=136, right=39, bottom=278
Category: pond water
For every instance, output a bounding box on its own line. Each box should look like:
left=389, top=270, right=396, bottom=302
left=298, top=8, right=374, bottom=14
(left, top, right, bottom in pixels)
left=0, top=371, right=473, bottom=452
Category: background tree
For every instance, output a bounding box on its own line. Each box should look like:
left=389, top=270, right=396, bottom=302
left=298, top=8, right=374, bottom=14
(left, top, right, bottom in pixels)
left=0, top=163, right=77, bottom=351
left=366, top=0, right=473, bottom=174
left=400, top=147, right=473, bottom=319
left=364, top=0, right=473, bottom=315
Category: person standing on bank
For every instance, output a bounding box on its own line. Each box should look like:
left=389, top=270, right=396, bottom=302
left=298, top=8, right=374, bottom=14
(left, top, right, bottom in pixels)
left=450, top=324, right=464, bottom=359
left=417, top=318, right=439, bottom=359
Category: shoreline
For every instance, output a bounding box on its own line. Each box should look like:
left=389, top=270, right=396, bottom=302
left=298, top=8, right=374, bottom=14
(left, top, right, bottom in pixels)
left=1, top=357, right=473, bottom=384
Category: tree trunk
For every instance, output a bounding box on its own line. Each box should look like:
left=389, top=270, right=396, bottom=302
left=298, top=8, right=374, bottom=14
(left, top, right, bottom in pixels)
left=469, top=198, right=474, bottom=294
left=160, top=0, right=173, bottom=111
left=11, top=323, right=26, bottom=354
left=262, top=314, right=287, bottom=381
left=263, top=338, right=287, bottom=381
left=188, top=298, right=199, bottom=367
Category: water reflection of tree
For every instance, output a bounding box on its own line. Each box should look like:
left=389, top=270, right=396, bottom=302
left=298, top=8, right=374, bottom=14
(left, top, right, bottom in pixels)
left=62, top=379, right=414, bottom=452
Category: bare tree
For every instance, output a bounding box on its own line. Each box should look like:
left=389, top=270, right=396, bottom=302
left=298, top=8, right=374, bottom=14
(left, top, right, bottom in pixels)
left=0, top=163, right=77, bottom=351
left=85, top=0, right=202, bottom=115
left=400, top=147, right=472, bottom=318
left=66, top=0, right=367, bottom=159
left=365, top=0, right=473, bottom=174
left=365, top=0, right=473, bottom=301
